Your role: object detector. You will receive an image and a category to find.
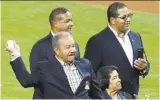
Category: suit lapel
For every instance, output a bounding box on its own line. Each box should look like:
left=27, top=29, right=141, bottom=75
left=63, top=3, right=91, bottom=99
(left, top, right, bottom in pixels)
left=74, top=60, right=92, bottom=80
left=74, top=60, right=86, bottom=80
left=74, top=60, right=90, bottom=93
left=49, top=59, right=73, bottom=93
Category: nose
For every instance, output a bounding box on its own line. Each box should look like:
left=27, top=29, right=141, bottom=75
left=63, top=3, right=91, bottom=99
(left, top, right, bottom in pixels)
left=71, top=46, right=76, bottom=53
left=69, top=20, right=73, bottom=27
left=126, top=17, right=131, bottom=22
left=118, top=77, right=121, bottom=82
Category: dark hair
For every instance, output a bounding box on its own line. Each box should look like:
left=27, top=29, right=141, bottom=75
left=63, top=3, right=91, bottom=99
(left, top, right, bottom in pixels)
left=49, top=7, right=69, bottom=26
left=107, top=2, right=127, bottom=23
left=97, top=65, right=118, bottom=91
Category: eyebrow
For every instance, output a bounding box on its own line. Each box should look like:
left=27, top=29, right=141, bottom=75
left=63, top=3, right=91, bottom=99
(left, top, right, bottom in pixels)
left=112, top=75, right=119, bottom=78
left=64, top=44, right=74, bottom=47
left=65, top=18, right=72, bottom=22
left=121, top=13, right=131, bottom=16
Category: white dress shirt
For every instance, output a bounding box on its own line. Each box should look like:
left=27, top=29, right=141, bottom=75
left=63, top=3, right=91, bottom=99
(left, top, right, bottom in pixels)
left=108, top=24, right=133, bottom=66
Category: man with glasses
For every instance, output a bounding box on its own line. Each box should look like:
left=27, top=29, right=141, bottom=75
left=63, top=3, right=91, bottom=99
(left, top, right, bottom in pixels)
left=84, top=2, right=150, bottom=98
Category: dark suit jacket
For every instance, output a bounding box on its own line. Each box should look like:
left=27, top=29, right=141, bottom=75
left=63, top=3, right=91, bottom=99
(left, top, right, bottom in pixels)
left=84, top=27, right=150, bottom=97
left=10, top=57, right=106, bottom=99
left=29, top=33, right=80, bottom=98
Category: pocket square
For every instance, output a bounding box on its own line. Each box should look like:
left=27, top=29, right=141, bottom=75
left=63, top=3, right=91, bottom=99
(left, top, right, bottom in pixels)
left=84, top=81, right=90, bottom=90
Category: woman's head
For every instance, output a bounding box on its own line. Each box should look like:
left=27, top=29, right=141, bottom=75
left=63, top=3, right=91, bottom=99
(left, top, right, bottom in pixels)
left=97, top=65, right=122, bottom=91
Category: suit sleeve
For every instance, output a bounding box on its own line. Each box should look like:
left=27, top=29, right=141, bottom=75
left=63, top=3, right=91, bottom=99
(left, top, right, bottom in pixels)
left=138, top=33, right=150, bottom=78
left=84, top=37, right=102, bottom=73
left=29, top=43, right=44, bottom=72
left=88, top=60, right=109, bottom=99
left=10, top=57, right=39, bottom=88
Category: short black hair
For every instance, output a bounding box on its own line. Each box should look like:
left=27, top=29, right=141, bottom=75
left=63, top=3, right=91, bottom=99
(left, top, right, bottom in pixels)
left=97, top=65, right=118, bottom=91
left=107, top=2, right=127, bottom=23
left=49, top=7, right=69, bottom=26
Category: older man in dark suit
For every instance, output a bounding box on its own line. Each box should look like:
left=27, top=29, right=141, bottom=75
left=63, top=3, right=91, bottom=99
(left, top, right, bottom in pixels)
left=29, top=7, right=80, bottom=98
left=84, top=2, right=150, bottom=98
left=5, top=32, right=108, bottom=99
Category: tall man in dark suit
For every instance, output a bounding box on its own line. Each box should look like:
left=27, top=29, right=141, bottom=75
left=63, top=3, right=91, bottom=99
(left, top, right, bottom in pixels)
left=84, top=2, right=150, bottom=98
left=29, top=7, right=80, bottom=98
left=5, top=32, right=108, bottom=99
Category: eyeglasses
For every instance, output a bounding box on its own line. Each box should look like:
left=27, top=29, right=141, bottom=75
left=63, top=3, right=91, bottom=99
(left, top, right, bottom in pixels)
left=117, top=13, right=133, bottom=20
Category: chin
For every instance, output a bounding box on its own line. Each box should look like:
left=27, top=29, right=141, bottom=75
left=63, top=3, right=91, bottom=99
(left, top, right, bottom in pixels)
left=118, top=86, right=122, bottom=90
left=68, top=58, right=74, bottom=62
left=68, top=30, right=72, bottom=34
left=125, top=27, right=129, bottom=31
left=117, top=84, right=122, bottom=90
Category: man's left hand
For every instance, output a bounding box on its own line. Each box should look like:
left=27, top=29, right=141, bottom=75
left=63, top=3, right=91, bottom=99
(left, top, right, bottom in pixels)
left=134, top=54, right=147, bottom=71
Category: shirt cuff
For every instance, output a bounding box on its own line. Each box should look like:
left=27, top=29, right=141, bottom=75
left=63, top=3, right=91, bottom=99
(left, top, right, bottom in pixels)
left=10, top=52, right=21, bottom=61
left=140, top=68, right=147, bottom=75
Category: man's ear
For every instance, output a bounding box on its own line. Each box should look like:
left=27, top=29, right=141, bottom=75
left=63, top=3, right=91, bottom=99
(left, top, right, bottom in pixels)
left=53, top=21, right=59, bottom=28
left=110, top=17, right=116, bottom=25
left=54, top=48, right=59, bottom=55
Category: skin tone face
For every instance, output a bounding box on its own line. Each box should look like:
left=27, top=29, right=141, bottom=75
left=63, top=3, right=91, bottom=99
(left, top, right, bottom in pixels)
left=54, top=35, right=76, bottom=64
left=108, top=70, right=122, bottom=92
left=53, top=11, right=73, bottom=34
left=111, top=7, right=132, bottom=34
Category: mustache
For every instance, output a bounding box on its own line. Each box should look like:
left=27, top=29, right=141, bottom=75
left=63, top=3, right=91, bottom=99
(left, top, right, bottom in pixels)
left=68, top=25, right=73, bottom=28
left=68, top=27, right=72, bottom=29
left=68, top=52, right=75, bottom=56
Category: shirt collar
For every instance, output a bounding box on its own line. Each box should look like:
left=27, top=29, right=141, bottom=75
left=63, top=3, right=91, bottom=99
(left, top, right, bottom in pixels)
left=55, top=56, right=76, bottom=70
left=55, top=56, right=65, bottom=67
left=51, top=30, right=55, bottom=37
left=108, top=24, right=130, bottom=37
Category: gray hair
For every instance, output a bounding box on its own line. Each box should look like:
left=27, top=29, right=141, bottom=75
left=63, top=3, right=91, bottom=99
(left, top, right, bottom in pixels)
left=52, top=31, right=72, bottom=49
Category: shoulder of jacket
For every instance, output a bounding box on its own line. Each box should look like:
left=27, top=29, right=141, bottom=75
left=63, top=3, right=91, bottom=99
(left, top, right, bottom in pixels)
left=32, top=34, right=50, bottom=48
left=129, top=30, right=140, bottom=36
left=76, top=58, right=90, bottom=64
left=118, top=91, right=132, bottom=99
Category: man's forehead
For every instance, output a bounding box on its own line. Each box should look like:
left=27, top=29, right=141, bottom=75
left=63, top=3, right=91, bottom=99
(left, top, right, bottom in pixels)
left=57, top=11, right=72, bottom=19
left=59, top=36, right=74, bottom=43
left=117, top=7, right=129, bottom=15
